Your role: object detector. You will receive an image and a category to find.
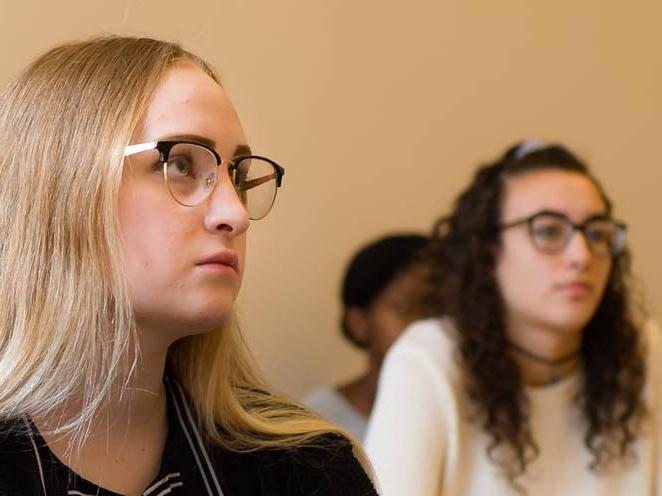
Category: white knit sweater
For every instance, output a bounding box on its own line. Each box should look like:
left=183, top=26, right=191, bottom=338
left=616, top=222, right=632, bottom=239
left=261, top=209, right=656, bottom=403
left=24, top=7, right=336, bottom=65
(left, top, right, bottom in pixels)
left=365, top=318, right=662, bottom=496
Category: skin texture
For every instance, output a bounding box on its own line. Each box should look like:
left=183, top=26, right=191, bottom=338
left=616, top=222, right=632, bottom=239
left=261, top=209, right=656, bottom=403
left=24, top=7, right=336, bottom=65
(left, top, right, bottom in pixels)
left=496, top=169, right=612, bottom=385
left=39, top=63, right=250, bottom=496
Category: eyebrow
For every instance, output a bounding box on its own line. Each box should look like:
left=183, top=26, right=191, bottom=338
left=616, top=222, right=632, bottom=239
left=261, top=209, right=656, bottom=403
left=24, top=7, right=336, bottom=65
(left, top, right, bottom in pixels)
left=530, top=209, right=612, bottom=223
left=160, top=134, right=252, bottom=158
left=583, top=213, right=613, bottom=222
left=233, top=143, right=252, bottom=157
left=161, top=134, right=216, bottom=150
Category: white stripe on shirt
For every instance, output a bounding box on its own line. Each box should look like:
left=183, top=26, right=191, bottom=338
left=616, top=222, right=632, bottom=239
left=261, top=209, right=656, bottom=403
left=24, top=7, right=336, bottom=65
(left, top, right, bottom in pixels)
left=154, top=481, right=184, bottom=496
left=172, top=381, right=224, bottom=495
left=143, top=472, right=182, bottom=495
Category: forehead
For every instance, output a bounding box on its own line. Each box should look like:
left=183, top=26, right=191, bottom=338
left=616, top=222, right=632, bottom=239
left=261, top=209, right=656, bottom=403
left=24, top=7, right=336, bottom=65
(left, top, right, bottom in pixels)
left=501, top=169, right=607, bottom=221
left=134, top=63, right=246, bottom=158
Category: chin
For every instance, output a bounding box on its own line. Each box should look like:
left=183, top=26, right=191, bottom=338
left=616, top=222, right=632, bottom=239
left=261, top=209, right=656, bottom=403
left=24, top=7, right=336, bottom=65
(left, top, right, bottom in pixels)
left=134, top=286, right=238, bottom=340
left=546, top=308, right=596, bottom=335
left=186, top=287, right=237, bottom=322
left=187, top=305, right=235, bottom=333
left=165, top=303, right=235, bottom=339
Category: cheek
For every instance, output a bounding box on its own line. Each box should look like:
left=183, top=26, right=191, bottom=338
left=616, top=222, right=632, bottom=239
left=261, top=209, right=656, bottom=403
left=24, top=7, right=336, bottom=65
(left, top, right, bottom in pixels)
left=372, top=310, right=407, bottom=349
left=118, top=194, right=187, bottom=288
left=235, top=233, right=247, bottom=279
left=495, top=238, right=550, bottom=307
left=126, top=222, right=181, bottom=275
left=593, top=259, right=613, bottom=294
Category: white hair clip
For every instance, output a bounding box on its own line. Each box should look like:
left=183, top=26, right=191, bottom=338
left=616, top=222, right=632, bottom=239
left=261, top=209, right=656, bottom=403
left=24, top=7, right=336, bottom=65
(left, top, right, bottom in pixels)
left=514, top=139, right=545, bottom=160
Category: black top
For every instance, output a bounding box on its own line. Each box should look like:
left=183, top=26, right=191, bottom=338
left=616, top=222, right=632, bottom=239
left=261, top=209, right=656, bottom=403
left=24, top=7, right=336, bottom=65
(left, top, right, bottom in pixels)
left=0, top=378, right=377, bottom=496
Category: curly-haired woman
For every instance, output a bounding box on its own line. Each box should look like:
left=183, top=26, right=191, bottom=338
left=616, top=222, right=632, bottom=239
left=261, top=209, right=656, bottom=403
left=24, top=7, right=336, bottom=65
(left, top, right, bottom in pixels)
left=364, top=141, right=661, bottom=495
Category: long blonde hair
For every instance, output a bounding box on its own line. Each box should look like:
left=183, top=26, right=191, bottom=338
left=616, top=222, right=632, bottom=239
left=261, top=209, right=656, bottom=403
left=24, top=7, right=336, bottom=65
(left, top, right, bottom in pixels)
left=0, top=36, right=361, bottom=458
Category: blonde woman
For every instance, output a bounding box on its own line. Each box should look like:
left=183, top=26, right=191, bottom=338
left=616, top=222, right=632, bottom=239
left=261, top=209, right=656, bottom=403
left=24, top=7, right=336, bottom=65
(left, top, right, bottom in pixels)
left=0, top=36, right=377, bottom=496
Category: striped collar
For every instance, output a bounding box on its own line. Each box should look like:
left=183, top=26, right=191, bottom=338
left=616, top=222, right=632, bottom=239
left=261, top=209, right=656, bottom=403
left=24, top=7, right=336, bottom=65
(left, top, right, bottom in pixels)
left=24, top=376, right=227, bottom=496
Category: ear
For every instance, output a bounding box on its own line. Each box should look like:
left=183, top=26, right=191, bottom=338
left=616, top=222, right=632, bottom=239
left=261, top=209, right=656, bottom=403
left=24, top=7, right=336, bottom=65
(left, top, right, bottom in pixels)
left=345, top=306, right=370, bottom=346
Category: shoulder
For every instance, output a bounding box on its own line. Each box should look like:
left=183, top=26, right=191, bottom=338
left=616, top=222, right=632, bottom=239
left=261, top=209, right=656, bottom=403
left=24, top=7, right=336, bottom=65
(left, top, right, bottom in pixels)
left=302, top=387, right=368, bottom=441
left=215, top=434, right=377, bottom=496
left=165, top=378, right=375, bottom=495
left=382, top=317, right=460, bottom=384
left=302, top=385, right=337, bottom=409
left=370, top=317, right=463, bottom=424
left=395, top=317, right=456, bottom=355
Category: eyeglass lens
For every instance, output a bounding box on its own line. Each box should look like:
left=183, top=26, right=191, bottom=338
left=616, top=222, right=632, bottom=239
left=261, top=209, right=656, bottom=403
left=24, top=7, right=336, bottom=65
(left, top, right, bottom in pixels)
left=164, top=143, right=279, bottom=219
left=529, top=214, right=625, bottom=256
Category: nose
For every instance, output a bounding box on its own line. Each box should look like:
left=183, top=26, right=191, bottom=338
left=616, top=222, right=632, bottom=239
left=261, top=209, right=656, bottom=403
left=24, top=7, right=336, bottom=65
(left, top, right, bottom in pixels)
left=202, top=169, right=250, bottom=236
left=563, top=229, right=593, bottom=268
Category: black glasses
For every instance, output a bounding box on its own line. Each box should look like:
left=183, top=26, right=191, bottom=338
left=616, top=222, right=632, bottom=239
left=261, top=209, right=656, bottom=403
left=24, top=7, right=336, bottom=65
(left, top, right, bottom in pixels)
left=124, top=140, right=285, bottom=220
left=499, top=210, right=627, bottom=257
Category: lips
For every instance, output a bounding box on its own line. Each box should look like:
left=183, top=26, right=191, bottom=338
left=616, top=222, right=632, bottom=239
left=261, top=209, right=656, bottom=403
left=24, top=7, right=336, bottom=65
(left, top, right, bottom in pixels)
left=556, top=281, right=593, bottom=294
left=197, top=251, right=239, bottom=273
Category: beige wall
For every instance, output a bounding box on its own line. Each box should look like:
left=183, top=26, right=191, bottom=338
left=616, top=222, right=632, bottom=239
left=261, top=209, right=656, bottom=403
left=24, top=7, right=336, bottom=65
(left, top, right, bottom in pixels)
left=1, top=1, right=660, bottom=397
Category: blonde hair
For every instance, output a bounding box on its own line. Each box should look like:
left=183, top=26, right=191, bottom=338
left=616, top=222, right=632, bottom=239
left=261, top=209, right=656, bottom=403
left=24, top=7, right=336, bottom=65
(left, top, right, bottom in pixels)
left=0, top=36, right=364, bottom=462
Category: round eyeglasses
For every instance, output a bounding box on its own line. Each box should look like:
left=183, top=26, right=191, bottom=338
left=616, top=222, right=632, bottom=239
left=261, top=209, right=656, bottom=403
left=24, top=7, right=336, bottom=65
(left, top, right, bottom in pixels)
left=123, top=140, right=285, bottom=220
left=499, top=210, right=627, bottom=258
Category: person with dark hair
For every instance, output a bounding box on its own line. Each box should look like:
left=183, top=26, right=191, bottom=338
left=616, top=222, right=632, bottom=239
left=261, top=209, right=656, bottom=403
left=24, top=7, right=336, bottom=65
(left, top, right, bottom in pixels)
left=304, top=234, right=428, bottom=441
left=364, top=141, right=662, bottom=495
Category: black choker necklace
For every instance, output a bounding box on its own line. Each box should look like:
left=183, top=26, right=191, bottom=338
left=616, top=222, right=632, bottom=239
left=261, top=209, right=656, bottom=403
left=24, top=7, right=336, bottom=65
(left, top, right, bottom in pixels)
left=509, top=341, right=580, bottom=384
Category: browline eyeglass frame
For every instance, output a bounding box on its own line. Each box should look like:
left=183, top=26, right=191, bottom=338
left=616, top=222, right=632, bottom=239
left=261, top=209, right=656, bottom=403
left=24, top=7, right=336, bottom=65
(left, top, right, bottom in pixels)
left=123, top=140, right=285, bottom=209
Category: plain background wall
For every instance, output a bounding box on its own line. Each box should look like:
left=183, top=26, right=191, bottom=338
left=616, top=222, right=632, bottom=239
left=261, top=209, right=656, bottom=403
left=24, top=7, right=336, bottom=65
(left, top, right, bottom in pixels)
left=1, top=0, right=660, bottom=397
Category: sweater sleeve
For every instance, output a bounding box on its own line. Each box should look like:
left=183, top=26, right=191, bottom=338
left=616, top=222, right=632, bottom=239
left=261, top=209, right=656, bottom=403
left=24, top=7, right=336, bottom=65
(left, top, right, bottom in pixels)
left=365, top=321, right=454, bottom=496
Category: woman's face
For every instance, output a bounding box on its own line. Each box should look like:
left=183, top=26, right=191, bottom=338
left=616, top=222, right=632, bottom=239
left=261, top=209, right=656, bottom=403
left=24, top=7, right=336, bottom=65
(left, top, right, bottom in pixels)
left=495, top=169, right=612, bottom=338
left=119, top=63, right=249, bottom=343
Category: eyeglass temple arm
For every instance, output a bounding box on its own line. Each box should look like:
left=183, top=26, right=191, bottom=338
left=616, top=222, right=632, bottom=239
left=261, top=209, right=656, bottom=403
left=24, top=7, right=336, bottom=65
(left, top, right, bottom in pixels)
left=237, top=173, right=278, bottom=191
left=499, top=218, right=529, bottom=230
left=124, top=142, right=158, bottom=157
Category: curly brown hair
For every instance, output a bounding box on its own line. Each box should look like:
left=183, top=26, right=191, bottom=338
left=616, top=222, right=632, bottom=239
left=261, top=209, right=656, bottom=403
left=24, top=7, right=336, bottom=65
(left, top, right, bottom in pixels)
left=422, top=142, right=646, bottom=486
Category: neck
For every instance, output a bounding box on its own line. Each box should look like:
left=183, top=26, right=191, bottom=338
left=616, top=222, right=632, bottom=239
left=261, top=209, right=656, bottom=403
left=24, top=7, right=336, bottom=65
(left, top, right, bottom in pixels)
left=33, top=334, right=170, bottom=475
left=338, top=356, right=382, bottom=417
left=506, top=318, right=582, bottom=387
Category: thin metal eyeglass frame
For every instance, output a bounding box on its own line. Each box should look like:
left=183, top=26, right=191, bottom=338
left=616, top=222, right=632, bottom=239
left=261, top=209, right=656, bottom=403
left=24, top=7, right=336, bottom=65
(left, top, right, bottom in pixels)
left=499, top=210, right=627, bottom=257
left=123, top=140, right=285, bottom=213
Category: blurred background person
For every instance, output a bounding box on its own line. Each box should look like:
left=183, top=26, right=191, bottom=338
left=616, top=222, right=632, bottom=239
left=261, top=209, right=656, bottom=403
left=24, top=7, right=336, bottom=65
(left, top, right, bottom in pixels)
left=365, top=141, right=662, bottom=495
left=304, top=234, right=428, bottom=441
